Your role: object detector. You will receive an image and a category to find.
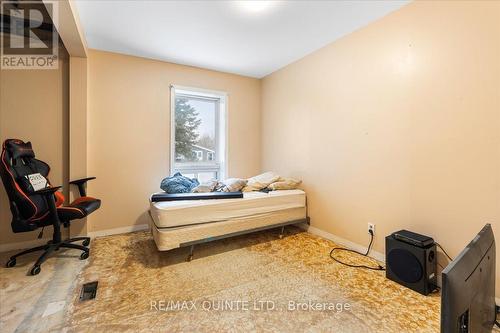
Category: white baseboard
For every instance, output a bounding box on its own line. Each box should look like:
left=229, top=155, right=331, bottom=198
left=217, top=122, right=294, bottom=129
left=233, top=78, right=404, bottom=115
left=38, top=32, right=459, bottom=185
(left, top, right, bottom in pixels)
left=299, top=224, right=385, bottom=263
left=88, top=224, right=149, bottom=238
left=0, top=238, right=52, bottom=253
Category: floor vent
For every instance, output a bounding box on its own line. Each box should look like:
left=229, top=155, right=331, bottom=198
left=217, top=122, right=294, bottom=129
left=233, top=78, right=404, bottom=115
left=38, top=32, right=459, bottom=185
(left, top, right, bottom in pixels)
left=80, top=281, right=98, bottom=301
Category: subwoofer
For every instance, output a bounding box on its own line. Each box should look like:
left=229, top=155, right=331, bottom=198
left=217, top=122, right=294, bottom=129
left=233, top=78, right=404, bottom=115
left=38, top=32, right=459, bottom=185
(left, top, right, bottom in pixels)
left=385, top=230, right=437, bottom=295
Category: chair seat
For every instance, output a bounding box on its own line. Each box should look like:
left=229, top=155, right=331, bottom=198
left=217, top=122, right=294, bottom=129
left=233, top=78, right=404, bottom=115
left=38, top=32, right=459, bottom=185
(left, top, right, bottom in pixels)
left=57, top=197, right=101, bottom=221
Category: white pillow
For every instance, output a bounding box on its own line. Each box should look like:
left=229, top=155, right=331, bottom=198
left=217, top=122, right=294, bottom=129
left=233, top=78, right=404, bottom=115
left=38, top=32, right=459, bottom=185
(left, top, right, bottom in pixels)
left=217, top=178, right=248, bottom=192
left=268, top=178, right=302, bottom=190
left=242, top=172, right=280, bottom=192
left=192, top=180, right=218, bottom=193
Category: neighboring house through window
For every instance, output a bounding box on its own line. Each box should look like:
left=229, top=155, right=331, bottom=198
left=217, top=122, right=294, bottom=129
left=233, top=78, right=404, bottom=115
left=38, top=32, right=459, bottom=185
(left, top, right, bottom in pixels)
left=170, top=85, right=227, bottom=182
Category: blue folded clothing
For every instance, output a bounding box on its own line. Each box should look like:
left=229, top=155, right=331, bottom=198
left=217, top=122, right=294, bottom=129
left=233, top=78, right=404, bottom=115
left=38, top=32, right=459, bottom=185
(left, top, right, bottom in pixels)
left=160, top=172, right=199, bottom=194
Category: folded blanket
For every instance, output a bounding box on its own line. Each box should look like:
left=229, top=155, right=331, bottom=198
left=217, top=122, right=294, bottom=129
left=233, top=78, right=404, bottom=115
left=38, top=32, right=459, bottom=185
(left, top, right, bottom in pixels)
left=160, top=172, right=199, bottom=194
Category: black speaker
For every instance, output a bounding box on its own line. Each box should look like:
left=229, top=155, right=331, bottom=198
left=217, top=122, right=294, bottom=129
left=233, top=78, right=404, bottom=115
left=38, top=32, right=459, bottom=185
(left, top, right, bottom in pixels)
left=385, top=230, right=437, bottom=295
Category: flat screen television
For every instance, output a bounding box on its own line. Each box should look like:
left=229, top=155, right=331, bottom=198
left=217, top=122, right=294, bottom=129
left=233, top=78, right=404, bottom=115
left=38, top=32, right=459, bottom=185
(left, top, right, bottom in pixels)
left=441, top=224, right=496, bottom=333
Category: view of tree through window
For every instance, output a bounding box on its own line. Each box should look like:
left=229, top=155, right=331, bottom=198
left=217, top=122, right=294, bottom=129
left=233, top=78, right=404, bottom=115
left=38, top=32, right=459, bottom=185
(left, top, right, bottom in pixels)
left=174, top=97, right=202, bottom=161
left=172, top=88, right=225, bottom=181
left=174, top=96, right=216, bottom=163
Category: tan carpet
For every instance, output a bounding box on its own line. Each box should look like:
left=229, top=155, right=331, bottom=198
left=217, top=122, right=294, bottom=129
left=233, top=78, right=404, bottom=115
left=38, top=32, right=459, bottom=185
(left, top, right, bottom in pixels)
left=66, top=227, right=441, bottom=332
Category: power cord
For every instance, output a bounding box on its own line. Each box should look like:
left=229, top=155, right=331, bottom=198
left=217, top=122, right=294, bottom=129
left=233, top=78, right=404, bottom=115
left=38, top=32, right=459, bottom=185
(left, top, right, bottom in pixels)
left=435, top=242, right=453, bottom=261
left=329, top=229, right=385, bottom=271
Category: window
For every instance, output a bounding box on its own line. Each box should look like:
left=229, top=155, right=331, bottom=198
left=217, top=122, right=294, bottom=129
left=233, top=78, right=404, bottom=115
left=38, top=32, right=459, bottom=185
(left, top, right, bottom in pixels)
left=194, top=150, right=203, bottom=161
left=170, top=86, right=227, bottom=181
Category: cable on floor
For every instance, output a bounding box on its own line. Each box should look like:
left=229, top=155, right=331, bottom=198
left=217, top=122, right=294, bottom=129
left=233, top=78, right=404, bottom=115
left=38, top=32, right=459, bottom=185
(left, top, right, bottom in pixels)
left=329, top=230, right=385, bottom=271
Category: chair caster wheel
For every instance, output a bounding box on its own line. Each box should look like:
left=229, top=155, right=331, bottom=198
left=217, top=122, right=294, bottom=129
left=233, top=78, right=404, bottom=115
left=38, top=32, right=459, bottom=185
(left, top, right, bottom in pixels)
left=6, top=258, right=16, bottom=268
left=80, top=251, right=89, bottom=260
left=30, top=265, right=41, bottom=275
left=82, top=239, right=90, bottom=246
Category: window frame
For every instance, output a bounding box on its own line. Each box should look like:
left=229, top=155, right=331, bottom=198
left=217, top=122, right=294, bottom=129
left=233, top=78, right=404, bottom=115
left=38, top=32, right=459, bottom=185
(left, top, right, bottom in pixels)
left=170, top=85, right=228, bottom=180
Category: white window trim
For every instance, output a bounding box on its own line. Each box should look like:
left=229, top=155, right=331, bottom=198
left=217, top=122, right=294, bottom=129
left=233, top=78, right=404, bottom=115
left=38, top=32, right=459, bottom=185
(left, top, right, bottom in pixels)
left=170, top=84, right=228, bottom=180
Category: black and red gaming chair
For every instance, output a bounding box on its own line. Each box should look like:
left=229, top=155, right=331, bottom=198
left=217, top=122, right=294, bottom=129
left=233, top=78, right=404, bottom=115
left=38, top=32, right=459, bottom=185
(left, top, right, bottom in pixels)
left=0, top=139, right=101, bottom=275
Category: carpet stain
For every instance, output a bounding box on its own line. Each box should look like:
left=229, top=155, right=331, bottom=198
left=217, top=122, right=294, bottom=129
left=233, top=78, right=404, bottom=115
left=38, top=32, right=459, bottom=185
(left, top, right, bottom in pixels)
left=66, top=227, right=441, bottom=333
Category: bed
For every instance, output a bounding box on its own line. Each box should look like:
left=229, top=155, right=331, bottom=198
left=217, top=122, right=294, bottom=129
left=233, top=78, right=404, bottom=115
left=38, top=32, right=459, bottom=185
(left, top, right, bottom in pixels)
left=149, top=189, right=308, bottom=259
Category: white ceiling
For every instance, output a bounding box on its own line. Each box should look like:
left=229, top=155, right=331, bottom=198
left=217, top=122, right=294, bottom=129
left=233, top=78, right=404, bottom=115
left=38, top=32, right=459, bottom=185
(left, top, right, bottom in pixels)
left=74, top=0, right=409, bottom=78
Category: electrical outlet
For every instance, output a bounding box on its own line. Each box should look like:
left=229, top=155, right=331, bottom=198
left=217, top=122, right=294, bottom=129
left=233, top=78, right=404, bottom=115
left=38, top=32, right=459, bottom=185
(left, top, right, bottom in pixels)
left=368, top=223, right=375, bottom=235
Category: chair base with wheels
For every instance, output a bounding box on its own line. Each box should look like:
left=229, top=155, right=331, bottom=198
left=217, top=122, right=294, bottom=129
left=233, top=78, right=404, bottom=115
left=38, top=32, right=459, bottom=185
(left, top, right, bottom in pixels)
left=7, top=236, right=90, bottom=275
left=1, top=139, right=101, bottom=275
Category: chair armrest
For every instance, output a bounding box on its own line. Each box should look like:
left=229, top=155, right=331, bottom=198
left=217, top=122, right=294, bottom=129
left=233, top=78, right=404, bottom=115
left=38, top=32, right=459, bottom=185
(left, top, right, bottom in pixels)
left=34, top=186, right=62, bottom=196
left=69, top=177, right=96, bottom=197
left=34, top=186, right=62, bottom=221
left=69, top=177, right=96, bottom=185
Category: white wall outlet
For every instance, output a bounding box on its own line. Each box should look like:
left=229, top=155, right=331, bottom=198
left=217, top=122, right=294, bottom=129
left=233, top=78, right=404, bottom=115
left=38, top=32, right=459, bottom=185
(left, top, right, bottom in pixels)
left=368, top=223, right=375, bottom=235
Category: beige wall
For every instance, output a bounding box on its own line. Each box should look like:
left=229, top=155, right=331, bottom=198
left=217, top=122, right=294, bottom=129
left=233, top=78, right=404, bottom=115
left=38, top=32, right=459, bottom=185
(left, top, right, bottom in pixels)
left=87, top=49, right=261, bottom=232
left=68, top=56, right=89, bottom=237
left=0, top=0, right=86, bottom=247
left=261, top=1, right=500, bottom=292
left=0, top=48, right=70, bottom=245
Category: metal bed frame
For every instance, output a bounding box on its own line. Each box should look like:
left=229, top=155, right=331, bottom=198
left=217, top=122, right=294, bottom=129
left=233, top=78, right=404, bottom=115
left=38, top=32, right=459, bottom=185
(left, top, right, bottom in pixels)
left=175, top=217, right=310, bottom=261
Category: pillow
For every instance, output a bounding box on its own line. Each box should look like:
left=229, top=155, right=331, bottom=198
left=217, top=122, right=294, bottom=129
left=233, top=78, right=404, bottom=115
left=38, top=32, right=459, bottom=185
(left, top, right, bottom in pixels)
left=242, top=172, right=280, bottom=192
left=160, top=172, right=199, bottom=194
left=216, top=178, right=247, bottom=192
left=268, top=178, right=302, bottom=191
left=192, top=180, right=219, bottom=193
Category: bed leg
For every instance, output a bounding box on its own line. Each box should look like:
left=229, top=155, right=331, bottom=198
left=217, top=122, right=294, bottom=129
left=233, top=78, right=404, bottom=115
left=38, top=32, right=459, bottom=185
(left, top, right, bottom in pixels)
left=187, top=245, right=194, bottom=262
left=279, top=226, right=285, bottom=239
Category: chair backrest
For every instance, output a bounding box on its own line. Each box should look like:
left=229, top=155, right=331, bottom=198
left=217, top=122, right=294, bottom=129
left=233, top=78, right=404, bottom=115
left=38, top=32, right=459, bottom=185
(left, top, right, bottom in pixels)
left=0, top=139, right=52, bottom=226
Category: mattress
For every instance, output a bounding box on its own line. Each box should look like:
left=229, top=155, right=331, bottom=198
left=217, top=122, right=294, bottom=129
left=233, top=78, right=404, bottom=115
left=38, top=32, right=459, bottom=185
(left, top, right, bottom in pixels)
left=151, top=207, right=307, bottom=251
left=150, top=189, right=306, bottom=228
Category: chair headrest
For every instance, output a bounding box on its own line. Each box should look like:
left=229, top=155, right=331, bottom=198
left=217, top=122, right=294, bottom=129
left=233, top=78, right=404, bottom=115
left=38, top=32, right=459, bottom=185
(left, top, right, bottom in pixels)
left=4, top=139, right=35, bottom=159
